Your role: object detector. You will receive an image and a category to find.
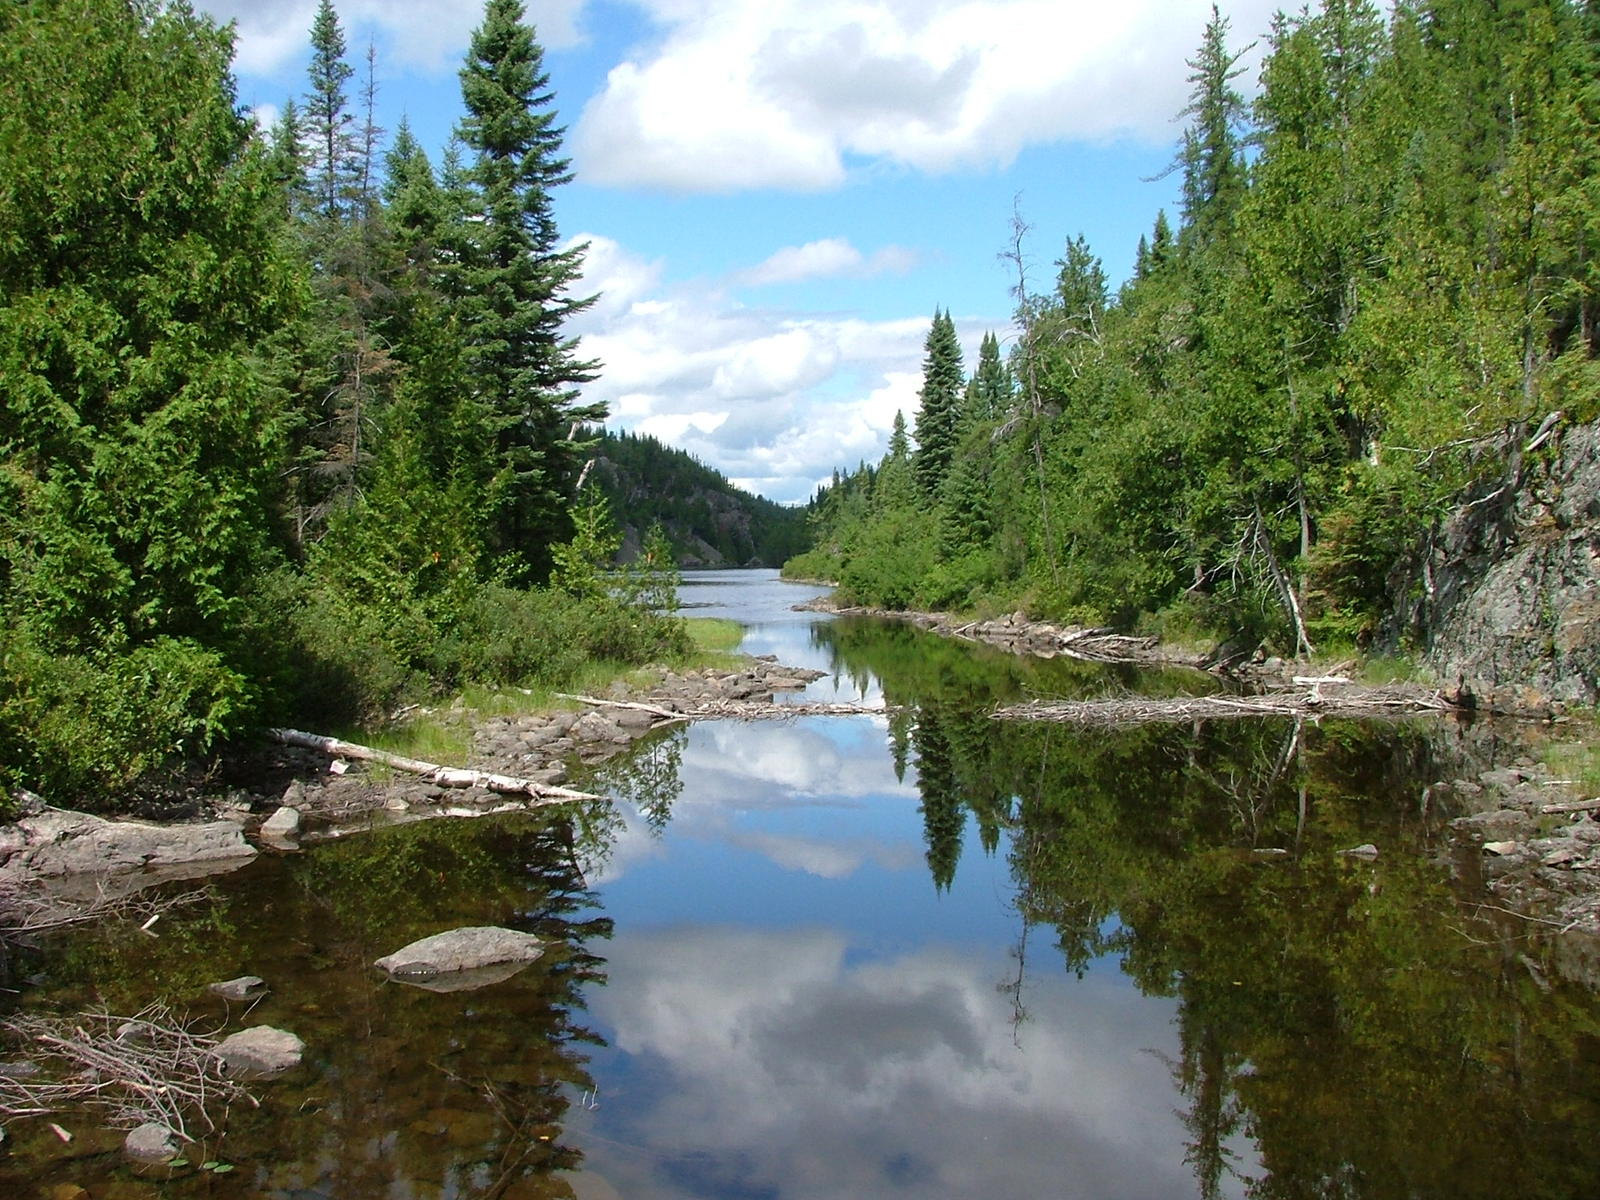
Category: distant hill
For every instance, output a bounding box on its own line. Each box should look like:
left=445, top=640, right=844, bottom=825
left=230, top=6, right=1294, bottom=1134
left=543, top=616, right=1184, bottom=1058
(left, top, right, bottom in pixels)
left=588, top=430, right=812, bottom=568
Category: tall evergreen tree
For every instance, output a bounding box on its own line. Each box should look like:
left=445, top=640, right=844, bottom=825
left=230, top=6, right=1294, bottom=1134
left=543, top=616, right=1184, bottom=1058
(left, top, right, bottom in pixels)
left=1178, top=5, right=1251, bottom=253
left=912, top=309, right=964, bottom=497
left=304, top=0, right=358, bottom=221
left=457, top=0, right=602, bottom=582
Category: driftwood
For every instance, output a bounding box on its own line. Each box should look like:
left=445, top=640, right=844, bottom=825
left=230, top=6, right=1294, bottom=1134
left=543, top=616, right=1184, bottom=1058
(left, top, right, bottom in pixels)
left=993, top=684, right=1459, bottom=728
left=555, top=694, right=689, bottom=722
left=266, top=728, right=602, bottom=803
left=561, top=695, right=894, bottom=722
left=1541, top=798, right=1600, bottom=816
left=0, top=883, right=209, bottom=942
left=0, top=1005, right=250, bottom=1139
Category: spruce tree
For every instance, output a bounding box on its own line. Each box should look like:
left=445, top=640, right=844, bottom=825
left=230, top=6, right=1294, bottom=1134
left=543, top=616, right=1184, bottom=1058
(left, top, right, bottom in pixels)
left=1178, top=5, right=1251, bottom=253
left=305, top=0, right=358, bottom=221
left=912, top=309, right=964, bottom=497
left=457, top=0, right=601, bottom=582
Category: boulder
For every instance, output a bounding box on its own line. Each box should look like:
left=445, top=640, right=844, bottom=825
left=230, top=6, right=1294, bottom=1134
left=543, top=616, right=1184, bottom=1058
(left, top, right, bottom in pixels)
left=123, top=1122, right=180, bottom=1163
left=259, top=806, right=301, bottom=840
left=0, top=809, right=255, bottom=883
left=374, top=926, right=544, bottom=982
left=214, top=1026, right=304, bottom=1076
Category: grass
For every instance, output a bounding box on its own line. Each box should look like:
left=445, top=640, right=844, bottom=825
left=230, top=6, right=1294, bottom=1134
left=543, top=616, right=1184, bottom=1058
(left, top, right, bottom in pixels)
left=1541, top=736, right=1600, bottom=792
left=684, top=617, right=744, bottom=655
left=342, top=615, right=751, bottom=766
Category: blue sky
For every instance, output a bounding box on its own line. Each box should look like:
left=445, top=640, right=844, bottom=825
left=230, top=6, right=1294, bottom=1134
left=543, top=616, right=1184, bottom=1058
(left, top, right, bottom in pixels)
left=199, top=0, right=1282, bottom=504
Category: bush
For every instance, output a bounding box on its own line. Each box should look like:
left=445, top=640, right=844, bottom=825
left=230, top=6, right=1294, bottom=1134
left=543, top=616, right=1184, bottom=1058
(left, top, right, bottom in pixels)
left=1, top=629, right=249, bottom=806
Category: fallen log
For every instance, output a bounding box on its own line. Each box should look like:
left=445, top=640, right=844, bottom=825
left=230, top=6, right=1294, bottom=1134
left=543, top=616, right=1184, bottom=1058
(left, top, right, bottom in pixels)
left=994, top=684, right=1459, bottom=728
left=554, top=694, right=688, bottom=722
left=560, top=696, right=894, bottom=721
left=1540, top=798, right=1600, bottom=816
left=266, top=729, right=603, bottom=803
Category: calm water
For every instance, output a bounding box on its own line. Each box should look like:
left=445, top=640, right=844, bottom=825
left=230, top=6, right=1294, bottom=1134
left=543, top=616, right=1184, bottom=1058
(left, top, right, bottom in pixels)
left=6, top=570, right=1600, bottom=1199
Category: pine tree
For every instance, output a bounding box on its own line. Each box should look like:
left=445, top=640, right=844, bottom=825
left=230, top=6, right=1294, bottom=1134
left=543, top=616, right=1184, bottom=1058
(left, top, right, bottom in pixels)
left=1178, top=5, right=1251, bottom=254
left=912, top=309, right=964, bottom=497
left=888, top=409, right=910, bottom=459
left=305, top=0, right=358, bottom=221
left=457, top=0, right=601, bottom=582
left=965, top=331, right=1009, bottom=424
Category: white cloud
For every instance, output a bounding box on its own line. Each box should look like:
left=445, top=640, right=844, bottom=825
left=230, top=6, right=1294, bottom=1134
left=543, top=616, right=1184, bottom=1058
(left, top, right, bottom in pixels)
left=565, top=231, right=998, bottom=502
left=198, top=0, right=587, bottom=77
left=579, top=926, right=1248, bottom=1199
left=740, top=238, right=919, bottom=287
left=575, top=0, right=1283, bottom=193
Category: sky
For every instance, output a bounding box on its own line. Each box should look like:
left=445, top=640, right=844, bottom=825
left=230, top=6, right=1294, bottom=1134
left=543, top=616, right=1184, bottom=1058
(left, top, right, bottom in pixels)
left=198, top=0, right=1285, bottom=504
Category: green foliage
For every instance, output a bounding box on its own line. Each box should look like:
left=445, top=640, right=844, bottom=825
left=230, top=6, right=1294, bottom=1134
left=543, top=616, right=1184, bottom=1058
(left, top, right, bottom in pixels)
left=590, top=428, right=810, bottom=567
left=1, top=627, right=248, bottom=805
left=0, top=0, right=682, bottom=802
left=456, top=0, right=602, bottom=581
left=789, top=0, right=1600, bottom=659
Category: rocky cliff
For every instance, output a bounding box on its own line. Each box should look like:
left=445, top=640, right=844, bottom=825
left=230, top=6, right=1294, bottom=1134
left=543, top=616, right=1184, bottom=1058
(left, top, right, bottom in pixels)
left=1395, top=417, right=1600, bottom=711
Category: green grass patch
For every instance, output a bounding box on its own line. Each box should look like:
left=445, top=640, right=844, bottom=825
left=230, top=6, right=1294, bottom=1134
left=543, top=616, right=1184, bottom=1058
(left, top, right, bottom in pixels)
left=1541, top=737, right=1600, bottom=791
left=342, top=717, right=473, bottom=773
left=1354, top=654, right=1435, bottom=686
left=684, top=617, right=744, bottom=654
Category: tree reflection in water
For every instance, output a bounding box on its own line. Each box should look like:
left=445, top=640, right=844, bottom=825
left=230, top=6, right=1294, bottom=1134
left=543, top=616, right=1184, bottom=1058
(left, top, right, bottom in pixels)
left=809, top=616, right=1600, bottom=1199
left=4, top=814, right=612, bottom=1200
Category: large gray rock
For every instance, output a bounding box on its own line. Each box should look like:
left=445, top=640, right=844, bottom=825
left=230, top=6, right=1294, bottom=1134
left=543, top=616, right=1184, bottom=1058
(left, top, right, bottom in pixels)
left=260, top=805, right=301, bottom=839
left=124, top=1122, right=180, bottom=1163
left=374, top=926, right=544, bottom=982
left=214, top=1026, right=304, bottom=1076
left=0, top=808, right=255, bottom=883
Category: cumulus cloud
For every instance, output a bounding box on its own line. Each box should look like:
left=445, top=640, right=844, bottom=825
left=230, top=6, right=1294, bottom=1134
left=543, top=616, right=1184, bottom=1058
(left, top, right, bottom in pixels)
left=566, top=231, right=996, bottom=502
left=197, top=0, right=586, bottom=77
left=740, top=238, right=920, bottom=287
left=579, top=926, right=1246, bottom=1199
left=575, top=0, right=1282, bottom=193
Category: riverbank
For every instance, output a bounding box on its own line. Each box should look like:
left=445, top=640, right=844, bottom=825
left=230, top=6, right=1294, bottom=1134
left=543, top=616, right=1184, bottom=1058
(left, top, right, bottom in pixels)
left=0, top=654, right=832, bottom=895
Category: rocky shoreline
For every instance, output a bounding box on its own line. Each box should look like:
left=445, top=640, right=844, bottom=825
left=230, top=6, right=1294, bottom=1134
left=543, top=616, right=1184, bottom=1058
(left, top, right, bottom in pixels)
left=0, top=656, right=828, bottom=893
left=7, top=618, right=1600, bottom=986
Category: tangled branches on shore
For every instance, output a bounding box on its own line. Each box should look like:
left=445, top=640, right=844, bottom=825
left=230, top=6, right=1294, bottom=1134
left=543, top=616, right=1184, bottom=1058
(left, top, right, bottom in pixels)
left=0, top=1005, right=250, bottom=1139
left=0, top=882, right=210, bottom=942
left=993, top=683, right=1458, bottom=728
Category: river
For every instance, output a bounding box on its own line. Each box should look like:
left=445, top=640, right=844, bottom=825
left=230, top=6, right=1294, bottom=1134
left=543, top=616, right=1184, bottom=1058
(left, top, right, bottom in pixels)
left=5, top=569, right=1600, bottom=1199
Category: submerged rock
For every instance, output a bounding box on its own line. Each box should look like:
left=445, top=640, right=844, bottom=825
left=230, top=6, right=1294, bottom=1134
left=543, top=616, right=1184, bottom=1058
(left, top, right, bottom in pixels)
left=207, top=975, right=268, bottom=1002
left=374, top=926, right=544, bottom=982
left=123, top=1122, right=180, bottom=1163
left=214, top=1026, right=304, bottom=1076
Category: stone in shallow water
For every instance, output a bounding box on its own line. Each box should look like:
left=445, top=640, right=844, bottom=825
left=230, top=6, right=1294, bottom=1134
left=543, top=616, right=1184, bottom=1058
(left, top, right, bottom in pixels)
left=207, top=975, right=268, bottom=1001
left=214, top=1026, right=304, bottom=1076
left=374, top=926, right=544, bottom=982
left=123, top=1122, right=180, bottom=1163
left=259, top=806, right=301, bottom=841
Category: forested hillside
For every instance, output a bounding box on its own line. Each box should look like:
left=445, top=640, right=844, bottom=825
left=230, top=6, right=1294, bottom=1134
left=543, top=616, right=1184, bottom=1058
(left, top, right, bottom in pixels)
left=0, top=0, right=684, bottom=808
left=589, top=430, right=811, bottom=568
left=789, top=0, right=1600, bottom=666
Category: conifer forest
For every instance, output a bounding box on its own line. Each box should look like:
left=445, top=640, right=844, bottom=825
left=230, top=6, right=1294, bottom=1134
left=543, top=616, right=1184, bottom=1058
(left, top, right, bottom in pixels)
left=4, top=0, right=1600, bottom=807
left=789, top=1, right=1600, bottom=665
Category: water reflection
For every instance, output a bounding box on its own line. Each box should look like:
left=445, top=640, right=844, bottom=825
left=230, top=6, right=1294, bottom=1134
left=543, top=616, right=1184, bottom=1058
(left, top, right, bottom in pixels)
left=4, top=816, right=612, bottom=1200
left=8, top=573, right=1600, bottom=1199
left=582, top=927, right=1203, bottom=1200
left=571, top=577, right=1600, bottom=1199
